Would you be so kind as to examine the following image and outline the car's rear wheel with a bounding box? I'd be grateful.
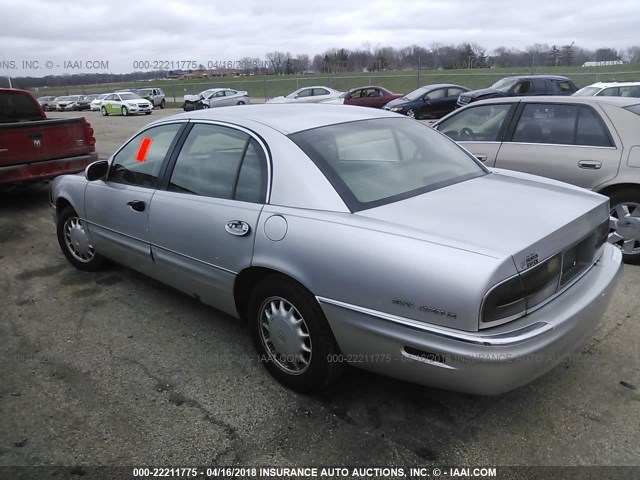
[101,106,108,116]
[57,206,104,271]
[237,101,246,105]
[608,189,640,264]
[249,275,343,392]
[121,106,129,116]
[160,99,165,109]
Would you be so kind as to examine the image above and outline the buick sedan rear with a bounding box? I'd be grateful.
[49,105,622,395]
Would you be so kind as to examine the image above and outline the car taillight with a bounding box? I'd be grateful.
[481,253,562,324]
[83,118,96,149]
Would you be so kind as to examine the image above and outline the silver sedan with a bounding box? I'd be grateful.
[49,105,622,395]
[185,88,250,108]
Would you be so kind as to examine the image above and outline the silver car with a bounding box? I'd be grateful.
[433,96,640,264]
[267,86,343,104]
[184,88,250,108]
[49,105,622,395]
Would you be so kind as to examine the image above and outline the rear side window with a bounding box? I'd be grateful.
[511,103,612,147]
[597,87,619,97]
[168,124,267,203]
[0,92,42,122]
[556,80,576,93]
[624,104,640,116]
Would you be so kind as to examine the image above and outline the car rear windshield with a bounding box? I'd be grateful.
[289,118,486,211]
[0,92,43,122]
[624,104,640,116]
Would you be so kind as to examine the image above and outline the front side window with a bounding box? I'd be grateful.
[437,104,513,142]
[296,89,312,97]
[447,87,465,97]
[512,81,531,94]
[168,124,267,202]
[426,88,445,100]
[290,118,486,211]
[597,87,619,97]
[108,124,183,187]
[556,80,576,93]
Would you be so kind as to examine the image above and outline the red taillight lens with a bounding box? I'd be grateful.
[83,119,96,148]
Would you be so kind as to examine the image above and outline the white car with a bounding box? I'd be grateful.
[574,81,640,98]
[184,88,250,108]
[100,92,153,116]
[90,93,110,111]
[267,86,343,104]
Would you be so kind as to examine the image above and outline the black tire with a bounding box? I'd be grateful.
[406,109,415,119]
[607,188,640,264]
[56,206,105,271]
[160,99,165,109]
[249,275,343,392]
[145,111,152,115]
[121,106,129,116]
[237,101,246,105]
[101,106,108,116]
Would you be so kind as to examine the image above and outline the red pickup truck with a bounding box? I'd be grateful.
[0,88,97,185]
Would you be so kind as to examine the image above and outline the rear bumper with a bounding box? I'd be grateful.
[0,153,97,184]
[319,243,623,395]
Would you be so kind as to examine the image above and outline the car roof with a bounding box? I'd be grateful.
[159,104,400,134]
[417,83,466,89]
[465,95,640,108]
[584,81,640,88]
[500,75,571,81]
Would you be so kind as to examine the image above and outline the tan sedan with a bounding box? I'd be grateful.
[434,96,640,264]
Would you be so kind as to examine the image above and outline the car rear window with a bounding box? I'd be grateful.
[0,92,42,122]
[290,118,486,212]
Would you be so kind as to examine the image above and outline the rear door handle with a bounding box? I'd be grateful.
[578,160,602,170]
[474,154,487,162]
[225,220,250,236]
[126,200,146,212]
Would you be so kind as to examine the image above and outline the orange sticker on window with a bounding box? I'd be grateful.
[135,137,153,162]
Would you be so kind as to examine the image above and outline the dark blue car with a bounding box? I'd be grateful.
[383,84,469,119]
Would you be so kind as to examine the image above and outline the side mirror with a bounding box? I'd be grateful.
[85,160,109,181]
[423,96,430,103]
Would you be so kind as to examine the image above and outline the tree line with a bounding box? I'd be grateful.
[7,43,640,90]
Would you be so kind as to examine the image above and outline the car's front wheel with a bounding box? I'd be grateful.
[406,109,416,119]
[608,188,640,264]
[249,275,343,392]
[237,101,246,105]
[101,106,108,116]
[57,206,105,271]
[121,106,129,116]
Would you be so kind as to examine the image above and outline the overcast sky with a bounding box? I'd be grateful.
[2,0,639,76]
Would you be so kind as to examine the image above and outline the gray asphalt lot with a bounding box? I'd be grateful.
[1,109,639,469]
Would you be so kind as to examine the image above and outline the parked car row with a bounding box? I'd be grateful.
[37,87,166,116]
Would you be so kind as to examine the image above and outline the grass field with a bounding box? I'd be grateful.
[31,63,640,103]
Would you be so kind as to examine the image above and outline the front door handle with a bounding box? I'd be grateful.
[474,154,487,162]
[126,200,146,212]
[225,220,250,236]
[578,160,602,170]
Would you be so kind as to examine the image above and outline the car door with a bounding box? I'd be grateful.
[435,102,516,165]
[311,88,331,103]
[364,88,387,108]
[421,88,448,118]
[209,91,226,106]
[294,88,314,103]
[494,102,622,189]
[344,88,364,106]
[84,123,185,276]
[148,123,268,317]
[222,90,238,106]
[442,87,466,115]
